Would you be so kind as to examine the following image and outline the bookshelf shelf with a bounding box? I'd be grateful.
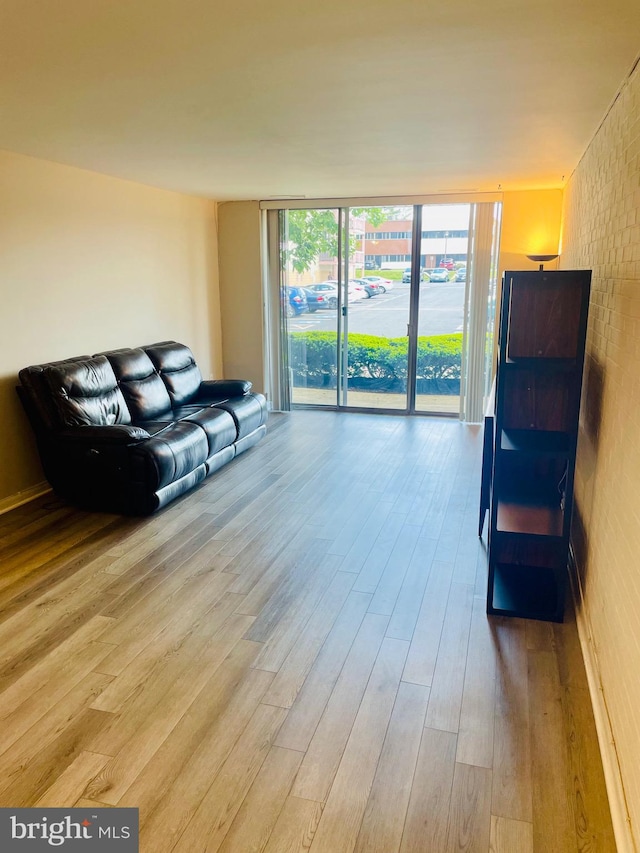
[500,429,571,455]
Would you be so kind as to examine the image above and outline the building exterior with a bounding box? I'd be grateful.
[365,205,471,269]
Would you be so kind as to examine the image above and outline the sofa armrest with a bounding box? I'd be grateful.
[58,424,150,445]
[197,379,253,400]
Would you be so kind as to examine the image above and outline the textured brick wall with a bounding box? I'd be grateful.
[561,57,640,845]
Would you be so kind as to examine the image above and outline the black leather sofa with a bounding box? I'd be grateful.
[17,341,267,515]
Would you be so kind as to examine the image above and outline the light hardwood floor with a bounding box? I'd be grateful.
[0,411,616,852]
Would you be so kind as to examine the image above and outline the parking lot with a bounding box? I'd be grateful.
[288,280,465,338]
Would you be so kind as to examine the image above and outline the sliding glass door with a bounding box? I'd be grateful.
[279,206,413,410]
[276,200,501,420]
[343,205,413,410]
[413,204,469,414]
[279,208,341,407]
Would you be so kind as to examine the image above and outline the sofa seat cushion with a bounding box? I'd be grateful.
[137,405,238,456]
[181,408,237,456]
[131,419,176,438]
[134,405,238,456]
[130,421,208,491]
[168,404,209,419]
[212,394,267,440]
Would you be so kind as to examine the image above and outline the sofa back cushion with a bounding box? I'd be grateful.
[106,348,172,421]
[19,356,92,432]
[43,356,131,428]
[145,341,202,406]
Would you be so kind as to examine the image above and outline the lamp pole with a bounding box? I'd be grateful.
[443,231,449,264]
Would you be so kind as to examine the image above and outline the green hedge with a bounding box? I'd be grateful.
[289,331,462,382]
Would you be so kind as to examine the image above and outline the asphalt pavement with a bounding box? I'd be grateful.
[288,280,465,338]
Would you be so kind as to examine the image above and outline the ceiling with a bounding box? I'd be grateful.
[1,0,639,201]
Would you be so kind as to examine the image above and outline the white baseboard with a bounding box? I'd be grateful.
[0,482,52,517]
[569,548,636,853]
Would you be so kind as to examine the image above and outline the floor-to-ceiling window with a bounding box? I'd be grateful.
[268,197,501,421]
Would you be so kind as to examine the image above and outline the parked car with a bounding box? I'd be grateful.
[424,268,450,283]
[402,268,426,284]
[305,282,341,309]
[439,257,455,270]
[350,277,382,298]
[284,286,308,316]
[364,260,380,270]
[347,279,369,299]
[318,281,365,305]
[305,281,369,309]
[303,286,332,311]
[454,266,467,282]
[361,275,394,293]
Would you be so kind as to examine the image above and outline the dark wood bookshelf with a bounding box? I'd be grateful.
[482,269,591,622]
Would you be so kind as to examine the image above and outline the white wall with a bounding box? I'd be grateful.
[561,60,640,853]
[218,201,265,392]
[0,149,222,505]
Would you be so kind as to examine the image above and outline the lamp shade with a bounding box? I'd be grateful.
[526,253,559,271]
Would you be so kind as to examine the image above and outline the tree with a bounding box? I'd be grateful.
[282,206,398,274]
